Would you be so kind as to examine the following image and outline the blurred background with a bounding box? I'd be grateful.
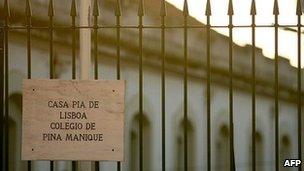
[1,0,304,170]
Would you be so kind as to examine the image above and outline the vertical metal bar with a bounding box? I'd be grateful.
[205,0,211,170]
[2,1,9,170]
[93,1,99,81]
[71,22,77,171]
[71,0,77,81]
[227,0,235,170]
[297,16,302,171]
[48,1,55,168]
[25,0,32,170]
[4,16,9,171]
[116,18,121,80]
[3,0,9,170]
[0,18,4,171]
[26,0,32,79]
[206,16,211,171]
[296,1,302,171]
[48,0,54,168]
[250,1,256,170]
[273,1,279,170]
[183,1,188,170]
[49,0,54,79]
[115,0,121,81]
[139,12,144,171]
[274,21,279,171]
[115,1,122,170]
[70,0,77,170]
[139,9,143,171]
[160,1,167,171]
[228,16,236,171]
[138,1,144,171]
[93,0,99,170]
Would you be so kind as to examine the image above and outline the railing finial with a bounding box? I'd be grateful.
[70,0,77,17]
[48,0,54,17]
[25,0,32,17]
[160,0,167,16]
[250,0,256,15]
[115,0,122,16]
[4,0,10,18]
[183,0,189,16]
[138,0,145,16]
[205,0,211,16]
[273,0,279,15]
[227,0,234,15]
[93,0,100,16]
[296,0,302,15]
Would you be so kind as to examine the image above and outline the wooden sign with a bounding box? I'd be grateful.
[22,79,125,161]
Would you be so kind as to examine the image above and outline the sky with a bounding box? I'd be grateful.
[167,0,304,68]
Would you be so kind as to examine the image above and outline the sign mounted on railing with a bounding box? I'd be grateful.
[21,79,125,161]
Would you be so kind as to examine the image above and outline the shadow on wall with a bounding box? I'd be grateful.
[215,123,230,171]
[175,118,195,171]
[255,131,265,171]
[280,134,291,171]
[128,112,197,171]
[9,93,27,171]
[129,112,151,171]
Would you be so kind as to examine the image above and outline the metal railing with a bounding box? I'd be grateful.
[0,0,303,171]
